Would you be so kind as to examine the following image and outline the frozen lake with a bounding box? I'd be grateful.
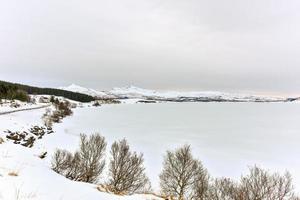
[53,102,300,191]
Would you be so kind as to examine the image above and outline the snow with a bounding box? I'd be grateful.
[109,86,285,101]
[0,99,49,114]
[109,86,158,98]
[42,102,300,194]
[0,141,163,200]
[59,84,287,102]
[0,100,163,200]
[59,84,109,98]
[2,95,299,199]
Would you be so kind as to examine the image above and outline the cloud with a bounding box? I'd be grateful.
[0,0,299,94]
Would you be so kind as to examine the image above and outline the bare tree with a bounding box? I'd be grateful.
[51,133,106,184]
[52,149,82,181]
[51,149,71,174]
[207,178,238,200]
[108,139,150,195]
[191,167,210,200]
[239,166,297,200]
[78,133,106,183]
[159,145,205,200]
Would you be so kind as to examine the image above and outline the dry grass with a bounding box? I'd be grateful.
[96,184,127,196]
[14,186,37,200]
[8,171,19,176]
[96,185,169,199]
[0,137,4,144]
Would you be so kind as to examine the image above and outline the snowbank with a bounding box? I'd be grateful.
[0,100,163,200]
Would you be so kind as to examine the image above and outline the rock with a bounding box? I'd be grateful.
[39,152,47,159]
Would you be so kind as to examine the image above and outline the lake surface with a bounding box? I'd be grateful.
[54,102,300,191]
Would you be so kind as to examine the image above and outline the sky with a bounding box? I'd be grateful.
[0,0,300,95]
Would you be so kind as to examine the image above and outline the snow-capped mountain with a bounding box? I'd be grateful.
[108,86,158,98]
[59,84,109,98]
[59,84,287,102]
[108,86,285,102]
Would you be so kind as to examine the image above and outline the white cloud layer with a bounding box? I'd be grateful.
[0,0,300,94]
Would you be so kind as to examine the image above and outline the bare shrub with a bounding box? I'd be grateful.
[159,145,206,200]
[57,100,73,116]
[51,133,106,184]
[238,166,297,200]
[79,133,106,183]
[42,108,53,127]
[207,178,238,200]
[42,99,73,127]
[93,101,101,107]
[51,110,63,123]
[191,167,210,200]
[0,137,4,144]
[53,150,83,181]
[204,167,299,200]
[108,139,151,195]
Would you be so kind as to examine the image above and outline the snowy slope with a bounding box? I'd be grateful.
[108,86,286,102]
[0,101,47,114]
[0,103,163,200]
[59,84,109,98]
[59,84,287,102]
[109,86,158,98]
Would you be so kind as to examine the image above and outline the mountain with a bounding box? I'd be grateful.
[60,84,288,103]
[108,86,158,98]
[108,86,287,102]
[59,84,109,98]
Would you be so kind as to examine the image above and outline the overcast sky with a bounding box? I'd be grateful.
[0,0,300,95]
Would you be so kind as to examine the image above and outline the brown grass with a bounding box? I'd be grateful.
[8,171,19,176]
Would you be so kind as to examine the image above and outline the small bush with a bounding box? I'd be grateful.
[51,133,106,183]
[206,178,238,200]
[93,101,101,107]
[108,139,151,195]
[42,99,73,127]
[52,149,82,181]
[160,145,208,200]
[238,166,297,200]
[50,95,55,103]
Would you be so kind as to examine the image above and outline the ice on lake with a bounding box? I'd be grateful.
[52,102,300,191]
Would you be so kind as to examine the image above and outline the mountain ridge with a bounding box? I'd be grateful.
[59,84,292,102]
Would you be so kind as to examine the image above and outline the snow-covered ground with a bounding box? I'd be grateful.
[43,102,300,194]
[0,99,49,114]
[0,100,163,200]
[1,97,300,199]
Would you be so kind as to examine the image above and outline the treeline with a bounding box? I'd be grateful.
[0,80,95,102]
[0,83,30,102]
[52,134,300,200]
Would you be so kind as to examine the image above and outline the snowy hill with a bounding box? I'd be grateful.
[0,100,163,200]
[60,84,287,102]
[108,86,286,102]
[59,84,108,98]
[108,86,158,98]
